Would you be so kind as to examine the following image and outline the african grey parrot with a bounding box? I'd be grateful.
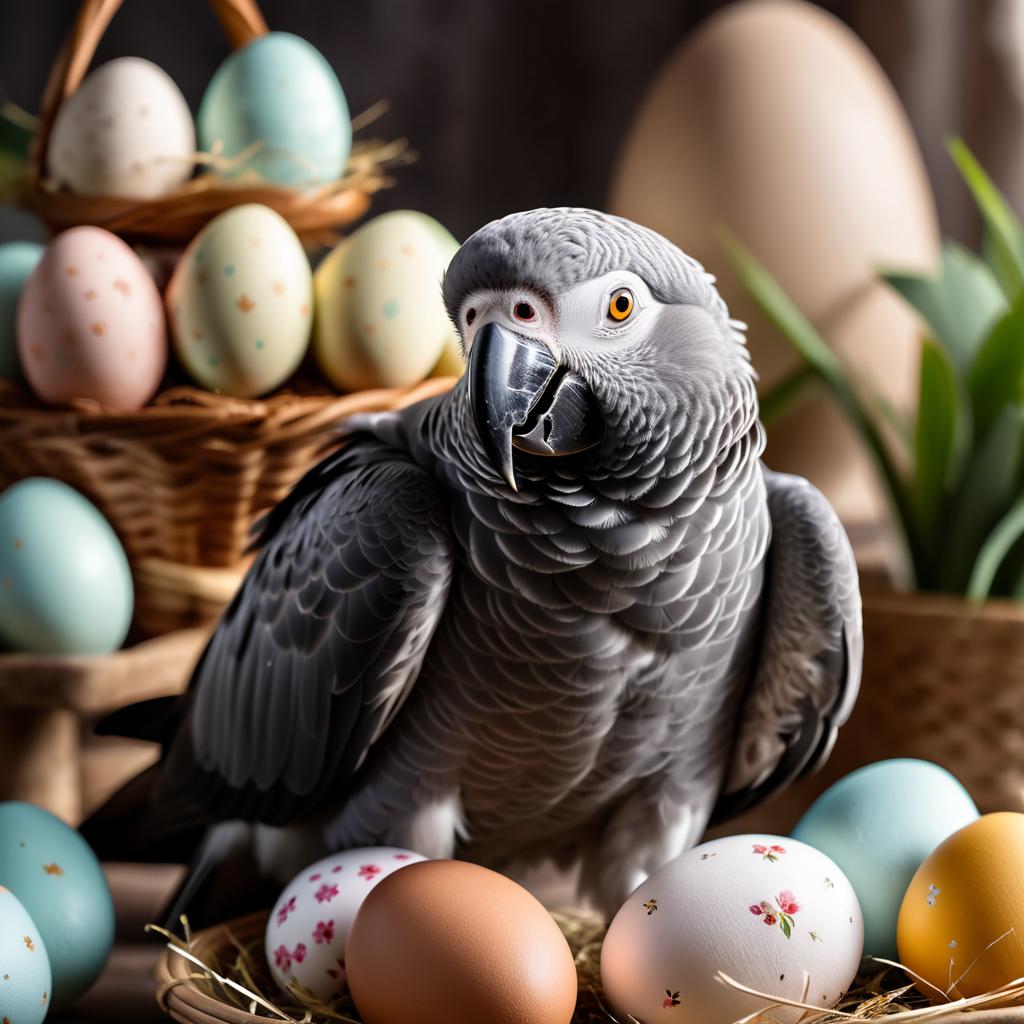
[89,207,862,922]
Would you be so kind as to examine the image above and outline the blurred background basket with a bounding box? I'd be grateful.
[17,0,399,246]
[0,377,453,636]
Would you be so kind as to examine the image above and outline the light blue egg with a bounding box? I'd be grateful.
[0,242,44,379]
[0,802,113,1010]
[0,885,52,1024]
[198,32,351,187]
[792,758,979,960]
[0,478,133,654]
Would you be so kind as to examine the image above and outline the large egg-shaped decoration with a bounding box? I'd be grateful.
[0,241,44,378]
[198,32,350,187]
[0,885,52,1024]
[601,835,863,1024]
[17,225,167,410]
[265,847,426,1001]
[346,860,578,1024]
[609,0,939,528]
[0,801,115,1009]
[0,478,133,654]
[793,759,978,960]
[898,813,1024,1002]
[166,203,313,397]
[314,210,459,391]
[48,57,195,199]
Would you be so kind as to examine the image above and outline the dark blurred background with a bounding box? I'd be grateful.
[2,0,1022,243]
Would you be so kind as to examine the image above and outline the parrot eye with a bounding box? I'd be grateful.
[466,307,477,325]
[607,288,635,322]
[513,301,536,322]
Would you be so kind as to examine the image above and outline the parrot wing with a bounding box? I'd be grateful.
[711,468,863,823]
[151,434,454,832]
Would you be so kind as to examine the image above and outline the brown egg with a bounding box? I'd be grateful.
[346,859,578,1024]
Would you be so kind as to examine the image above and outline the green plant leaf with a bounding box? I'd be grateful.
[965,302,1024,439]
[967,496,1024,600]
[722,231,919,582]
[914,340,964,553]
[948,137,1024,301]
[942,403,1024,592]
[758,365,818,426]
[881,242,1006,375]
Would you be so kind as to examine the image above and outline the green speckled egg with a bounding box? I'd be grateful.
[0,802,113,1010]
[0,242,44,378]
[314,210,460,391]
[0,478,133,655]
[198,32,350,187]
[0,885,52,1024]
[166,204,313,397]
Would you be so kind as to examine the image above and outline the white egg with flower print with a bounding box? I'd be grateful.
[601,835,863,1024]
[265,847,426,1001]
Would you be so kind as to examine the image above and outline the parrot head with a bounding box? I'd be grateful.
[443,207,759,493]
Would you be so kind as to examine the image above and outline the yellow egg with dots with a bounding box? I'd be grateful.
[898,813,1024,1003]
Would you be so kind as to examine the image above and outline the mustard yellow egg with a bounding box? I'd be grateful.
[897,813,1024,1003]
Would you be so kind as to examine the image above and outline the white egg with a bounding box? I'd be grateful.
[265,847,426,1001]
[601,835,864,1024]
[48,57,195,199]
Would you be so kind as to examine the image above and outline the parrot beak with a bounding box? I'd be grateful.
[468,321,603,490]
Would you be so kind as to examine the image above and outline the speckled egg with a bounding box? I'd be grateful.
[17,226,167,410]
[346,860,578,1024]
[0,242,44,378]
[898,813,1024,1002]
[0,885,52,1024]
[0,801,115,1010]
[198,32,350,187]
[601,835,864,1024]
[265,847,426,1001]
[793,759,979,961]
[166,203,313,397]
[314,210,460,391]
[0,478,133,655]
[48,57,195,199]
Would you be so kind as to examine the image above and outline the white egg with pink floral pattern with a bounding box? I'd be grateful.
[265,847,426,1001]
[601,834,864,1024]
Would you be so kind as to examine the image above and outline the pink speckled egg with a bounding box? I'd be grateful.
[17,226,167,410]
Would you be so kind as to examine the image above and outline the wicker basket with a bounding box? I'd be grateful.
[19,0,395,245]
[0,378,454,635]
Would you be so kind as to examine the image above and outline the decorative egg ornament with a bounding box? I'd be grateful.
[0,478,133,655]
[265,847,426,1001]
[0,885,52,1024]
[601,835,863,1024]
[0,801,115,1010]
[166,203,313,397]
[17,225,167,410]
[48,57,195,199]
[314,210,460,391]
[198,32,350,187]
[0,241,44,378]
[898,812,1024,1002]
[346,860,578,1024]
[793,759,979,960]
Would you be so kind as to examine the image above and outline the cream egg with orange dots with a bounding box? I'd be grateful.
[166,203,313,398]
[898,813,1024,1003]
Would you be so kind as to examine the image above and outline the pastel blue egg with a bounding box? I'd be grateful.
[198,32,351,187]
[0,802,114,1010]
[0,478,133,654]
[792,758,979,960]
[0,242,44,378]
[0,885,52,1024]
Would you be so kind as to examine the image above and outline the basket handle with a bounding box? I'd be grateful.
[31,0,269,182]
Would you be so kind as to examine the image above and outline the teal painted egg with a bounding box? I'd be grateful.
[792,758,979,960]
[0,802,113,1010]
[198,32,350,187]
[0,885,52,1024]
[0,478,133,654]
[0,242,44,378]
